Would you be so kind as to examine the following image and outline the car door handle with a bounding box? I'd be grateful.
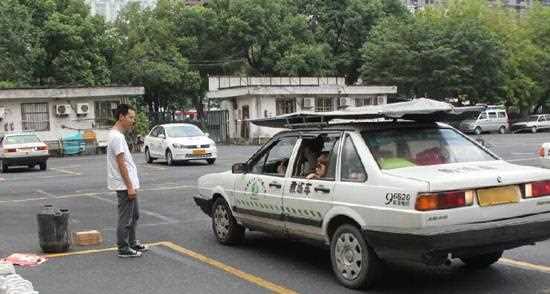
[269,182,282,189]
[314,186,331,193]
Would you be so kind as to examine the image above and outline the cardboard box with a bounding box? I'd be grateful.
[72,230,103,246]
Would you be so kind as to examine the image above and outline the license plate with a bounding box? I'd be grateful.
[192,149,206,155]
[477,185,520,207]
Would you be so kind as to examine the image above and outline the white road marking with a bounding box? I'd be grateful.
[0,177,5,181]
[0,185,194,204]
[507,157,539,162]
[89,194,179,223]
[52,165,82,169]
[35,189,56,198]
[140,165,167,171]
[511,152,537,156]
[50,168,82,176]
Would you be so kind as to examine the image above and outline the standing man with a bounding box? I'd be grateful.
[107,104,147,258]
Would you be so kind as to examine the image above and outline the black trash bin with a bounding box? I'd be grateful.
[37,205,71,253]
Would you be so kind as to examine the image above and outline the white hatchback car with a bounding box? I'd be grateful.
[194,99,550,290]
[0,133,49,172]
[143,123,217,165]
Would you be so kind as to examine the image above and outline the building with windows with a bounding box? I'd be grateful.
[86,0,157,22]
[0,87,144,151]
[207,76,397,144]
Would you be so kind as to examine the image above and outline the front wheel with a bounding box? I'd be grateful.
[474,127,482,135]
[166,150,175,166]
[1,161,8,173]
[330,224,382,289]
[212,198,244,245]
[460,250,503,269]
[145,148,154,163]
[207,158,216,165]
[39,162,47,171]
[531,126,537,133]
[498,126,506,134]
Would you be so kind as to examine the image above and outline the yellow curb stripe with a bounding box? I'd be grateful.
[159,241,298,294]
[45,241,298,293]
[500,258,550,274]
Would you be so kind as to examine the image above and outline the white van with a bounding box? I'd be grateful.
[458,105,509,135]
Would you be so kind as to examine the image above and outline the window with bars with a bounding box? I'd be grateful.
[276,98,296,115]
[21,103,50,131]
[315,97,333,112]
[95,101,119,129]
[355,97,375,107]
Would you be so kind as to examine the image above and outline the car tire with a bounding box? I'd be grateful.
[531,126,537,133]
[1,161,8,173]
[207,158,216,165]
[39,162,47,171]
[211,197,244,245]
[474,127,482,135]
[330,224,382,290]
[166,150,175,166]
[145,148,155,163]
[460,250,503,269]
[498,126,506,134]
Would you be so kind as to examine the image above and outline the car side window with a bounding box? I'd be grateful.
[250,137,297,176]
[479,113,487,120]
[292,134,340,181]
[150,127,159,137]
[539,116,545,122]
[341,135,367,182]
[488,112,497,119]
[159,127,166,138]
[498,112,506,119]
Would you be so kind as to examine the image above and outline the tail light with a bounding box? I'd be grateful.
[6,148,16,153]
[538,147,546,157]
[37,146,48,151]
[416,190,474,211]
[525,180,550,198]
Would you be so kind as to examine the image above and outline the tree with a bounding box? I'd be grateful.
[297,0,410,84]
[361,0,506,103]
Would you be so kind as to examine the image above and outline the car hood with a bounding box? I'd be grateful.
[4,142,46,149]
[382,160,550,191]
[169,136,213,145]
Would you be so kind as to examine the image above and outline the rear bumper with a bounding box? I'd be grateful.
[173,148,217,161]
[1,155,49,166]
[365,211,550,265]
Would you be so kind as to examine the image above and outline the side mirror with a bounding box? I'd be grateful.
[232,163,248,174]
[159,134,166,139]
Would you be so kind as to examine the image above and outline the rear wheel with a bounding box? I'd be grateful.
[207,158,216,165]
[1,161,8,173]
[531,126,537,133]
[145,148,155,163]
[212,198,244,245]
[474,127,482,135]
[330,224,382,289]
[460,250,503,269]
[498,126,506,134]
[39,162,47,171]
[166,150,175,166]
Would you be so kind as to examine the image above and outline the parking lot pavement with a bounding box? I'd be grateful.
[2,141,550,293]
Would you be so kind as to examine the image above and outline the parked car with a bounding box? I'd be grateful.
[458,106,509,135]
[511,114,550,133]
[194,103,550,290]
[538,142,550,168]
[0,132,49,173]
[143,123,217,165]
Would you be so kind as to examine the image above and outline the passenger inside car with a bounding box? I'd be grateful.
[295,139,323,177]
[306,152,329,180]
[277,159,289,176]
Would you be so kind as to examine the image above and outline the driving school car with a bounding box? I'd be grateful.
[0,132,49,173]
[193,99,550,290]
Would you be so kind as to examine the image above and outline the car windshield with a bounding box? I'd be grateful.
[362,128,496,170]
[165,125,204,137]
[5,135,41,145]
[528,115,540,121]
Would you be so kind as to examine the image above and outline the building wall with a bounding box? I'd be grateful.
[0,97,124,146]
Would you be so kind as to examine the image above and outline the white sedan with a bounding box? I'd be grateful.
[143,123,217,165]
[0,133,49,172]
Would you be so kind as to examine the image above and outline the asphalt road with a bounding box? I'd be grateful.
[1,133,550,294]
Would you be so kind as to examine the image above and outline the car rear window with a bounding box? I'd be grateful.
[5,135,41,144]
[362,128,496,170]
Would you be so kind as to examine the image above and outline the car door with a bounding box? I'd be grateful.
[282,132,341,241]
[233,135,299,234]
[487,111,498,131]
[155,127,167,157]
[146,126,159,156]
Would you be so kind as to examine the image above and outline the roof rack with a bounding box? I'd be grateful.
[251,98,483,129]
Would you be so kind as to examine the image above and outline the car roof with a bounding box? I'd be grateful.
[157,123,200,128]
[2,132,38,137]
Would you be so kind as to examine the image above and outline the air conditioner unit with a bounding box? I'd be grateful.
[76,103,90,115]
[339,97,354,107]
[302,97,315,109]
[56,104,71,116]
